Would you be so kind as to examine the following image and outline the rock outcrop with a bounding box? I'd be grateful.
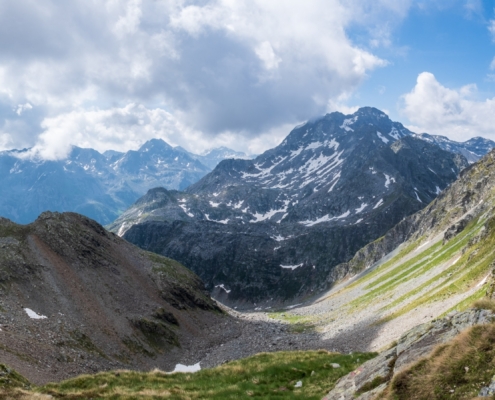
[323,309,495,400]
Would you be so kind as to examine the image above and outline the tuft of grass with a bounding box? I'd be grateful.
[33,350,376,399]
[472,298,495,312]
[385,323,495,399]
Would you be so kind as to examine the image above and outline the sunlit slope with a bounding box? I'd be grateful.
[278,149,495,351]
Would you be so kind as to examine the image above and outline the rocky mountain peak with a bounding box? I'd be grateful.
[110,108,473,305]
[137,138,174,154]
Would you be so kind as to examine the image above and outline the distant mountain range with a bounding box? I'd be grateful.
[0,140,251,225]
[110,107,493,306]
[412,133,495,164]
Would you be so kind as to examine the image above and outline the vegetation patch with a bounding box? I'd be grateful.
[36,350,376,399]
[132,318,180,349]
[385,323,495,399]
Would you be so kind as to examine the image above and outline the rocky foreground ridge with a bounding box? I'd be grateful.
[0,212,242,384]
[110,107,471,306]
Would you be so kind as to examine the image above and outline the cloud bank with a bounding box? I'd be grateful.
[402,72,495,141]
[0,0,411,158]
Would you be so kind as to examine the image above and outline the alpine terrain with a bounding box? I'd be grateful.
[0,211,237,385]
[5,146,495,399]
[109,107,478,306]
[0,140,250,225]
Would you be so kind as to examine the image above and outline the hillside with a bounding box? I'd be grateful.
[270,148,495,398]
[0,211,239,385]
[109,107,469,306]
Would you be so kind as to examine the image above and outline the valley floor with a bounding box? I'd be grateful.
[201,218,491,369]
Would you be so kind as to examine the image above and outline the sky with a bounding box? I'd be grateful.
[1,0,495,158]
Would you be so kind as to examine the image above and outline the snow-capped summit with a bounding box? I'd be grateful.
[109,107,472,305]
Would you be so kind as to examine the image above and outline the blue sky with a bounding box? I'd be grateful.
[353,1,495,122]
[0,1,494,158]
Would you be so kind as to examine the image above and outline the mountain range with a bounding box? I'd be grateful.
[1,106,495,397]
[109,107,494,306]
[0,141,251,225]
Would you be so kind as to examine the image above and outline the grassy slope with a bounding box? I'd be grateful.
[1,351,376,399]
[384,314,495,400]
[337,210,495,323]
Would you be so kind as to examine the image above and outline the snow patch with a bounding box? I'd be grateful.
[209,201,220,208]
[377,131,389,144]
[435,186,442,195]
[373,199,384,209]
[327,172,341,193]
[179,204,194,218]
[281,263,303,270]
[204,214,229,224]
[299,210,350,227]
[355,203,368,213]
[340,116,358,131]
[389,127,401,140]
[384,173,395,189]
[215,284,231,294]
[24,308,47,320]
[171,363,201,373]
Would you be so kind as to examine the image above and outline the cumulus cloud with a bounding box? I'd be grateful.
[401,72,495,141]
[0,0,411,158]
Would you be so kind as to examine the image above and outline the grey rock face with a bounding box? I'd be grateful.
[110,107,469,305]
[0,139,246,225]
[323,309,495,400]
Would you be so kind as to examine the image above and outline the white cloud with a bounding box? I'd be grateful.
[15,103,32,116]
[23,104,189,160]
[401,72,495,141]
[0,0,412,158]
[489,19,495,41]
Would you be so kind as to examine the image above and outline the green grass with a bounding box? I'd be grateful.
[29,351,376,399]
[348,216,485,312]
